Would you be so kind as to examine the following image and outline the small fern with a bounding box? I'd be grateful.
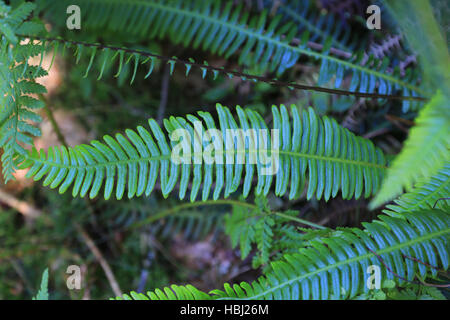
[225,196,310,268]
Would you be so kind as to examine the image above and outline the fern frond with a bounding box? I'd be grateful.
[19,104,387,202]
[114,209,450,300]
[92,197,225,241]
[37,0,426,107]
[371,91,450,208]
[383,164,450,215]
[266,0,359,51]
[0,2,47,181]
[213,209,449,300]
[114,284,212,300]
[20,36,424,103]
[152,210,223,241]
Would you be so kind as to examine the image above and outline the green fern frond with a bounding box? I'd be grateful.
[91,196,225,241]
[17,37,259,85]
[19,104,387,202]
[383,164,450,215]
[37,0,426,107]
[0,2,47,181]
[20,36,424,103]
[371,91,450,209]
[265,0,359,51]
[114,209,449,300]
[115,284,212,300]
[225,196,317,268]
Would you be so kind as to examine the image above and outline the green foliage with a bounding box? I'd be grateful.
[384,0,450,97]
[32,268,49,300]
[371,0,450,208]
[24,39,251,85]
[371,91,450,208]
[383,164,450,215]
[19,104,386,202]
[36,0,425,110]
[0,1,47,181]
[1,0,448,301]
[268,0,360,51]
[114,284,211,301]
[115,209,449,300]
[355,279,446,300]
[225,196,307,268]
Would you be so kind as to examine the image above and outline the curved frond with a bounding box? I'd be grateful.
[114,209,450,300]
[19,104,387,202]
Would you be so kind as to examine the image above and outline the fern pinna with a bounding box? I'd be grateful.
[19,104,386,202]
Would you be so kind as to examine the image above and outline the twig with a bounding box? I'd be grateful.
[74,223,123,296]
[363,127,391,139]
[42,95,123,297]
[0,189,41,218]
[40,94,68,146]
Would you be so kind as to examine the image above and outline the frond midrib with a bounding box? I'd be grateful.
[24,147,388,170]
[90,0,425,96]
[216,225,450,300]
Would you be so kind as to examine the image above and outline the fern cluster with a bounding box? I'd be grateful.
[115,209,449,300]
[1,0,448,301]
[37,0,426,110]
